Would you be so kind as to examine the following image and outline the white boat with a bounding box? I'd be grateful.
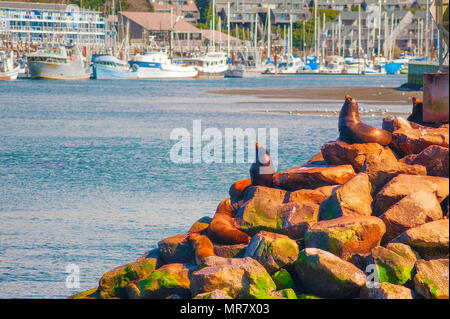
[26,44,90,80]
[180,52,229,78]
[320,56,345,74]
[131,50,198,79]
[0,51,20,80]
[266,55,304,74]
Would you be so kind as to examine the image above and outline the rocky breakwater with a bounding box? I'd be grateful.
[71,96,449,300]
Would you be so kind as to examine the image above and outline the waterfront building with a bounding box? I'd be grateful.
[150,0,201,24]
[0,1,105,45]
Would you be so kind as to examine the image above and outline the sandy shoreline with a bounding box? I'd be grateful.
[208,86,422,106]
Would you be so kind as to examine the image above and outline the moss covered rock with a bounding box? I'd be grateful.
[244,231,299,274]
[369,244,417,285]
[69,287,99,299]
[294,248,366,298]
[413,258,449,299]
[190,256,277,299]
[305,216,386,259]
[272,269,295,290]
[97,251,158,299]
[138,263,192,299]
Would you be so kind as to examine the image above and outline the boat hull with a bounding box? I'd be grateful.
[0,66,20,80]
[28,61,90,80]
[225,67,263,78]
[92,64,138,80]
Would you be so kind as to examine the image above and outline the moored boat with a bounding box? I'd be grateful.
[0,51,20,80]
[91,54,138,80]
[26,44,90,80]
[180,52,228,78]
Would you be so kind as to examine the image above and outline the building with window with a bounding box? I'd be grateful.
[0,1,105,45]
[149,0,200,24]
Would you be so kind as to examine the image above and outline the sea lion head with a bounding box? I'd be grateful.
[339,95,361,125]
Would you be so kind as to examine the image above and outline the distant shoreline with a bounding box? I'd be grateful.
[208,86,422,106]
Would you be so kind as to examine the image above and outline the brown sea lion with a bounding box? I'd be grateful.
[339,95,392,146]
[250,142,275,186]
[186,233,216,265]
[229,178,252,202]
[206,198,251,245]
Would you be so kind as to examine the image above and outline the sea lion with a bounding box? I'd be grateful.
[250,142,275,186]
[339,95,392,146]
[206,198,251,245]
[407,97,424,125]
[186,232,216,265]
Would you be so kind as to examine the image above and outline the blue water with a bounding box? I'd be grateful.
[0,74,408,298]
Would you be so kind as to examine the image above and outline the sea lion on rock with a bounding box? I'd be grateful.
[339,95,392,146]
[206,198,251,245]
[250,142,275,186]
[186,233,216,265]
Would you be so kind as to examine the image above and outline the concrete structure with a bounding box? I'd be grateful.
[0,1,105,44]
[149,0,200,23]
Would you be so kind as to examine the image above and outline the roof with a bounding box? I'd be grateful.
[119,11,201,33]
[150,0,199,12]
[200,29,241,43]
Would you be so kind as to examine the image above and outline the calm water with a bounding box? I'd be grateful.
[0,74,408,298]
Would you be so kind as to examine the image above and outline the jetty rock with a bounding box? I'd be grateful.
[71,109,449,300]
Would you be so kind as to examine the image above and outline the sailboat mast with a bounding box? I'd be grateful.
[314,0,318,57]
[212,0,216,52]
[268,6,271,59]
[227,1,230,57]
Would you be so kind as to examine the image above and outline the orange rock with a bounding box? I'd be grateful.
[401,145,449,177]
[373,174,449,216]
[321,140,395,173]
[287,185,339,205]
[273,164,356,191]
[390,126,449,155]
[379,190,444,243]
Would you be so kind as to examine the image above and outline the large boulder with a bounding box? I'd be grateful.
[390,126,449,155]
[373,174,449,216]
[272,269,295,290]
[97,251,158,299]
[190,256,277,299]
[359,282,414,299]
[243,231,299,274]
[138,263,193,299]
[394,219,449,260]
[293,248,366,298]
[305,216,386,259]
[379,190,443,243]
[273,164,356,191]
[318,173,373,220]
[362,153,427,196]
[158,233,194,264]
[401,145,449,177]
[235,186,319,238]
[369,243,417,285]
[287,185,339,205]
[321,140,395,173]
[413,259,449,299]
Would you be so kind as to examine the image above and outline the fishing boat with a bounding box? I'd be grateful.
[131,50,198,79]
[91,55,138,80]
[0,51,20,80]
[225,50,265,78]
[180,52,228,78]
[26,44,90,80]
